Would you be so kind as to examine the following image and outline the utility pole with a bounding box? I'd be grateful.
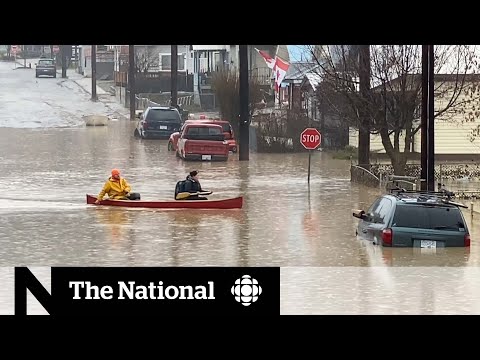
[421,45,428,191]
[239,45,250,161]
[61,45,67,78]
[91,45,97,101]
[421,45,435,191]
[171,45,178,108]
[427,45,435,191]
[358,45,371,168]
[129,45,136,121]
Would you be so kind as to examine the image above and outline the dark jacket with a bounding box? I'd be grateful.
[184,175,202,193]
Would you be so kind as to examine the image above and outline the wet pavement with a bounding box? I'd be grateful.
[2,60,480,314]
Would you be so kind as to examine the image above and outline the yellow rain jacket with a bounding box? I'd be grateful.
[97,177,132,200]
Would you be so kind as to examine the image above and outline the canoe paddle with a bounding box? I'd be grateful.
[176,191,213,200]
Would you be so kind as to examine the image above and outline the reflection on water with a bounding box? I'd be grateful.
[1,122,480,267]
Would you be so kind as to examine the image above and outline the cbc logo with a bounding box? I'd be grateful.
[231,275,262,306]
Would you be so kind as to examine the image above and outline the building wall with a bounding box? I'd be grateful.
[79,45,114,79]
[135,45,190,72]
[348,80,480,155]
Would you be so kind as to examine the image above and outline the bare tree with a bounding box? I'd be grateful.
[306,45,480,175]
[134,46,159,73]
[211,70,262,137]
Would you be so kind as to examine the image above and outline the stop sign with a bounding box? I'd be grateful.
[300,128,321,150]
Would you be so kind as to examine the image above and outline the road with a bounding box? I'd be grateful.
[2,59,480,314]
[1,60,127,128]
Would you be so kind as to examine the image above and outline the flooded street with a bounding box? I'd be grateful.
[2,60,480,314]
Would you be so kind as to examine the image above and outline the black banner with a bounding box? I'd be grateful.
[15,267,280,316]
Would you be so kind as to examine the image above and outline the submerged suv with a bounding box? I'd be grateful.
[353,190,470,248]
[134,106,182,139]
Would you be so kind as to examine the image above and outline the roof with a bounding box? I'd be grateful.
[184,122,223,128]
[283,61,320,83]
[386,189,466,208]
[304,72,322,90]
[185,119,229,124]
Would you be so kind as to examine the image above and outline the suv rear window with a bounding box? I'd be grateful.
[146,109,181,122]
[392,204,465,231]
[38,59,54,66]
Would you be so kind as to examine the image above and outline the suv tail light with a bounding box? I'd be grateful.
[464,233,471,247]
[382,228,393,247]
[143,121,149,129]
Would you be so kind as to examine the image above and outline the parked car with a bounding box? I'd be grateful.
[353,189,470,248]
[134,106,183,139]
[35,58,56,78]
[176,123,229,161]
[168,119,237,153]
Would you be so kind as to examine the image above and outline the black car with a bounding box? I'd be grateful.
[36,58,56,78]
[353,189,470,248]
[134,106,183,139]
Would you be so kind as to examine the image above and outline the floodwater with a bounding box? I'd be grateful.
[2,60,480,314]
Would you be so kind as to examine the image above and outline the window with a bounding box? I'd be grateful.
[184,126,224,141]
[160,53,185,71]
[392,205,464,230]
[39,59,54,66]
[186,126,222,136]
[367,198,382,216]
[218,123,232,133]
[373,198,393,224]
[146,109,181,122]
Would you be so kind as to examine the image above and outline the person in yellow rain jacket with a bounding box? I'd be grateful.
[95,169,141,204]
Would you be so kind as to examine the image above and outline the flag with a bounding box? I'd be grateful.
[274,56,290,92]
[255,48,276,70]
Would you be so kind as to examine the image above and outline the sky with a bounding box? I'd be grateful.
[287,45,312,62]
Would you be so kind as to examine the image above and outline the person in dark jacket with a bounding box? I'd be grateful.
[175,170,208,200]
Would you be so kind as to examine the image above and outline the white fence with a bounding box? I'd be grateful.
[134,94,193,110]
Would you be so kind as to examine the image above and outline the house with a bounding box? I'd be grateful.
[348,74,480,160]
[298,69,349,149]
[108,45,195,106]
[280,61,319,110]
[191,45,278,109]
[78,45,115,80]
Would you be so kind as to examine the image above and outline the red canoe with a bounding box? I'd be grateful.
[86,194,243,209]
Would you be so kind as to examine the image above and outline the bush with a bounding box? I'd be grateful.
[254,109,310,153]
[330,145,358,160]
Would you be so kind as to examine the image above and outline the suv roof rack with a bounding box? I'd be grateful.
[388,188,468,208]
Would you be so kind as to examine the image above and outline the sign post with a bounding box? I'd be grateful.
[12,46,17,69]
[300,128,322,185]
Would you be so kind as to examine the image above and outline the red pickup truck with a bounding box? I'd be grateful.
[176,123,229,161]
[168,119,237,153]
